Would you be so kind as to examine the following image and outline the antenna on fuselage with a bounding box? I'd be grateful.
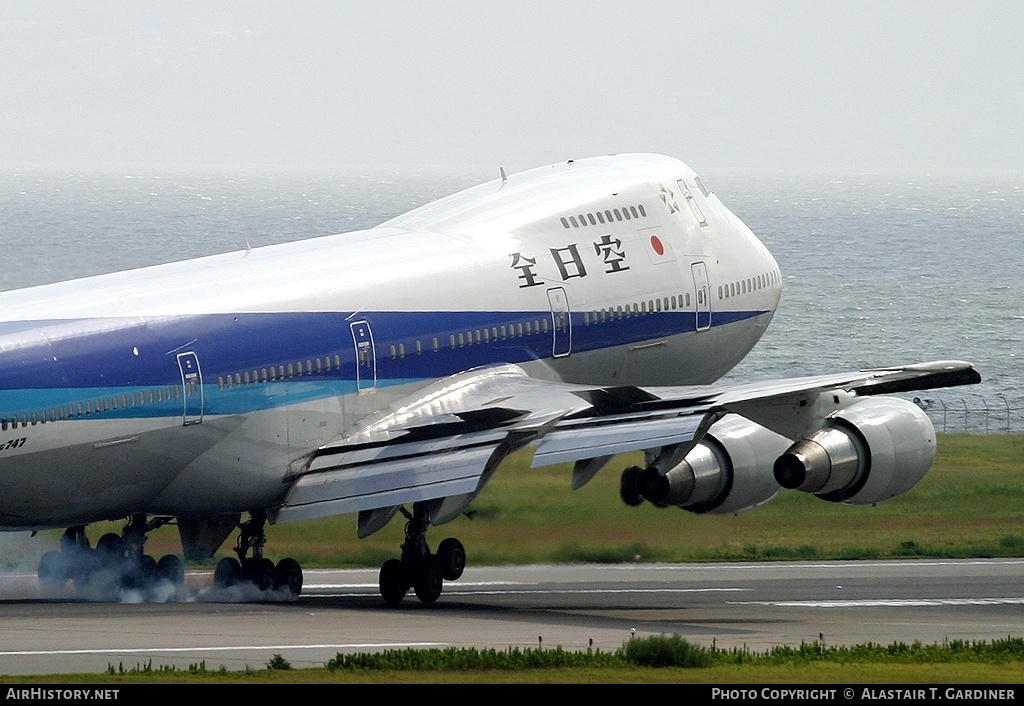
[500,167,507,183]
[244,238,252,256]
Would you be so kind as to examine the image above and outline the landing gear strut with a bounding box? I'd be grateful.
[378,502,465,605]
[212,510,303,597]
[37,517,184,601]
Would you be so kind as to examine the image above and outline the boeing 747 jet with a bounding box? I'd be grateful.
[0,154,979,603]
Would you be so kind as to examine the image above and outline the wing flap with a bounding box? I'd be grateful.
[531,414,705,467]
[307,429,508,472]
[276,445,496,524]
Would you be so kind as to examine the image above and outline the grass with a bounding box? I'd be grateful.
[7,636,1024,684]
[13,663,1024,684]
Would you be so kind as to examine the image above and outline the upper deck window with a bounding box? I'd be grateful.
[559,205,647,228]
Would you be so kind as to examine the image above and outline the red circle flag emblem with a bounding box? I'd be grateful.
[650,235,665,256]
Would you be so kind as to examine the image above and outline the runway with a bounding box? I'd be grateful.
[0,558,1022,676]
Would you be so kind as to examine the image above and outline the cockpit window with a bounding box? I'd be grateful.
[694,176,712,198]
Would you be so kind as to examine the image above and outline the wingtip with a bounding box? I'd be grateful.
[870,360,977,374]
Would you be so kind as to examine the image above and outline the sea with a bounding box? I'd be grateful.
[0,166,1020,433]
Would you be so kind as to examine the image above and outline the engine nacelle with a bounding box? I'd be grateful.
[772,397,935,505]
[639,414,791,514]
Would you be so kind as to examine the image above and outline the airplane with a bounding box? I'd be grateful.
[0,153,979,604]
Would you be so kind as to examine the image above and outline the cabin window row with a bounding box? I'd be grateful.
[718,269,780,301]
[584,292,692,324]
[560,204,647,229]
[391,319,554,359]
[1,384,191,431]
[218,355,345,390]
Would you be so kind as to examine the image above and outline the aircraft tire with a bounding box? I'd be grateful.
[436,538,465,581]
[413,560,443,604]
[123,554,157,591]
[274,558,303,596]
[620,466,645,506]
[96,533,124,560]
[157,554,185,585]
[214,557,242,588]
[241,558,275,590]
[379,559,408,605]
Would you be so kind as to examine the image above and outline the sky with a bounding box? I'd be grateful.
[1,1,1022,176]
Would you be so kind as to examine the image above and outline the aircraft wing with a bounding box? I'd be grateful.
[273,360,979,530]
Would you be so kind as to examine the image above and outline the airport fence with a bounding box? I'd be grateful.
[911,396,1020,434]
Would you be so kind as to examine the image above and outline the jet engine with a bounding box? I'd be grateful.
[635,414,792,514]
[772,397,935,505]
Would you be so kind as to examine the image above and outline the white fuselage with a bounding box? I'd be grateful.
[0,154,780,529]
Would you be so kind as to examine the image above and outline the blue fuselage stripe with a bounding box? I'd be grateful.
[0,309,765,418]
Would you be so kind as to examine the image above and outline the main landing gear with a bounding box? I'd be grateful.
[37,517,185,601]
[212,510,303,598]
[378,502,466,605]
